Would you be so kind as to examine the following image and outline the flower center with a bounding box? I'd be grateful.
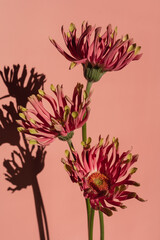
[87,172,108,193]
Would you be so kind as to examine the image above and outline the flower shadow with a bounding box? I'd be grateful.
[3,142,46,192]
[0,64,50,239]
[0,64,46,107]
[0,101,20,146]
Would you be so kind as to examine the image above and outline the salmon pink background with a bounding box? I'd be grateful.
[0,0,159,239]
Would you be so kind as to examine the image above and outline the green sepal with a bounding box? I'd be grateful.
[58,131,74,141]
[83,63,106,82]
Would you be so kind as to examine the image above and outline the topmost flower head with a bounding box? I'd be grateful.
[50,22,142,82]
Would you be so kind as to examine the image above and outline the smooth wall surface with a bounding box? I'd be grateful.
[0,0,159,239]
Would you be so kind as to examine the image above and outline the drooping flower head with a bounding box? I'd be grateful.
[17,83,90,146]
[62,136,144,216]
[50,22,142,82]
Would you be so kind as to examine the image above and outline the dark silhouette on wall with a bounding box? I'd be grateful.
[0,102,20,146]
[0,65,50,240]
[4,140,46,192]
[0,64,46,107]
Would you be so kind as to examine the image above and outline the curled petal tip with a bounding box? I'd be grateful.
[19,106,27,112]
[135,46,141,55]
[17,127,25,132]
[128,43,136,52]
[29,139,38,145]
[69,62,77,70]
[38,89,45,96]
[123,34,129,41]
[50,84,56,92]
[19,113,26,120]
[69,23,76,32]
[29,128,38,134]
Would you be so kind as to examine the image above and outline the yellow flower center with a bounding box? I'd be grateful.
[87,172,108,193]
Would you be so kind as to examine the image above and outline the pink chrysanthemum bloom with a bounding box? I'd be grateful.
[17,83,90,146]
[62,136,144,216]
[50,22,142,82]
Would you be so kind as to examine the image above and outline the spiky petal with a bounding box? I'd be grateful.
[62,136,145,216]
[17,83,91,146]
[50,22,142,82]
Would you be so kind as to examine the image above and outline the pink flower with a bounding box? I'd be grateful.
[17,83,90,146]
[50,22,142,82]
[62,136,144,216]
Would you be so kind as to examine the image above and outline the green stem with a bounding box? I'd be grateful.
[82,81,93,142]
[99,211,104,240]
[67,138,76,161]
[86,198,91,234]
[66,138,93,240]
[89,208,95,240]
[86,81,93,96]
[67,138,74,151]
[81,81,95,240]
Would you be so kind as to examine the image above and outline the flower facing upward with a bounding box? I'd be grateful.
[17,83,90,146]
[62,136,144,216]
[50,22,142,82]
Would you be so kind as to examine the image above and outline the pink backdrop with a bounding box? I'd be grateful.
[0,0,159,239]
